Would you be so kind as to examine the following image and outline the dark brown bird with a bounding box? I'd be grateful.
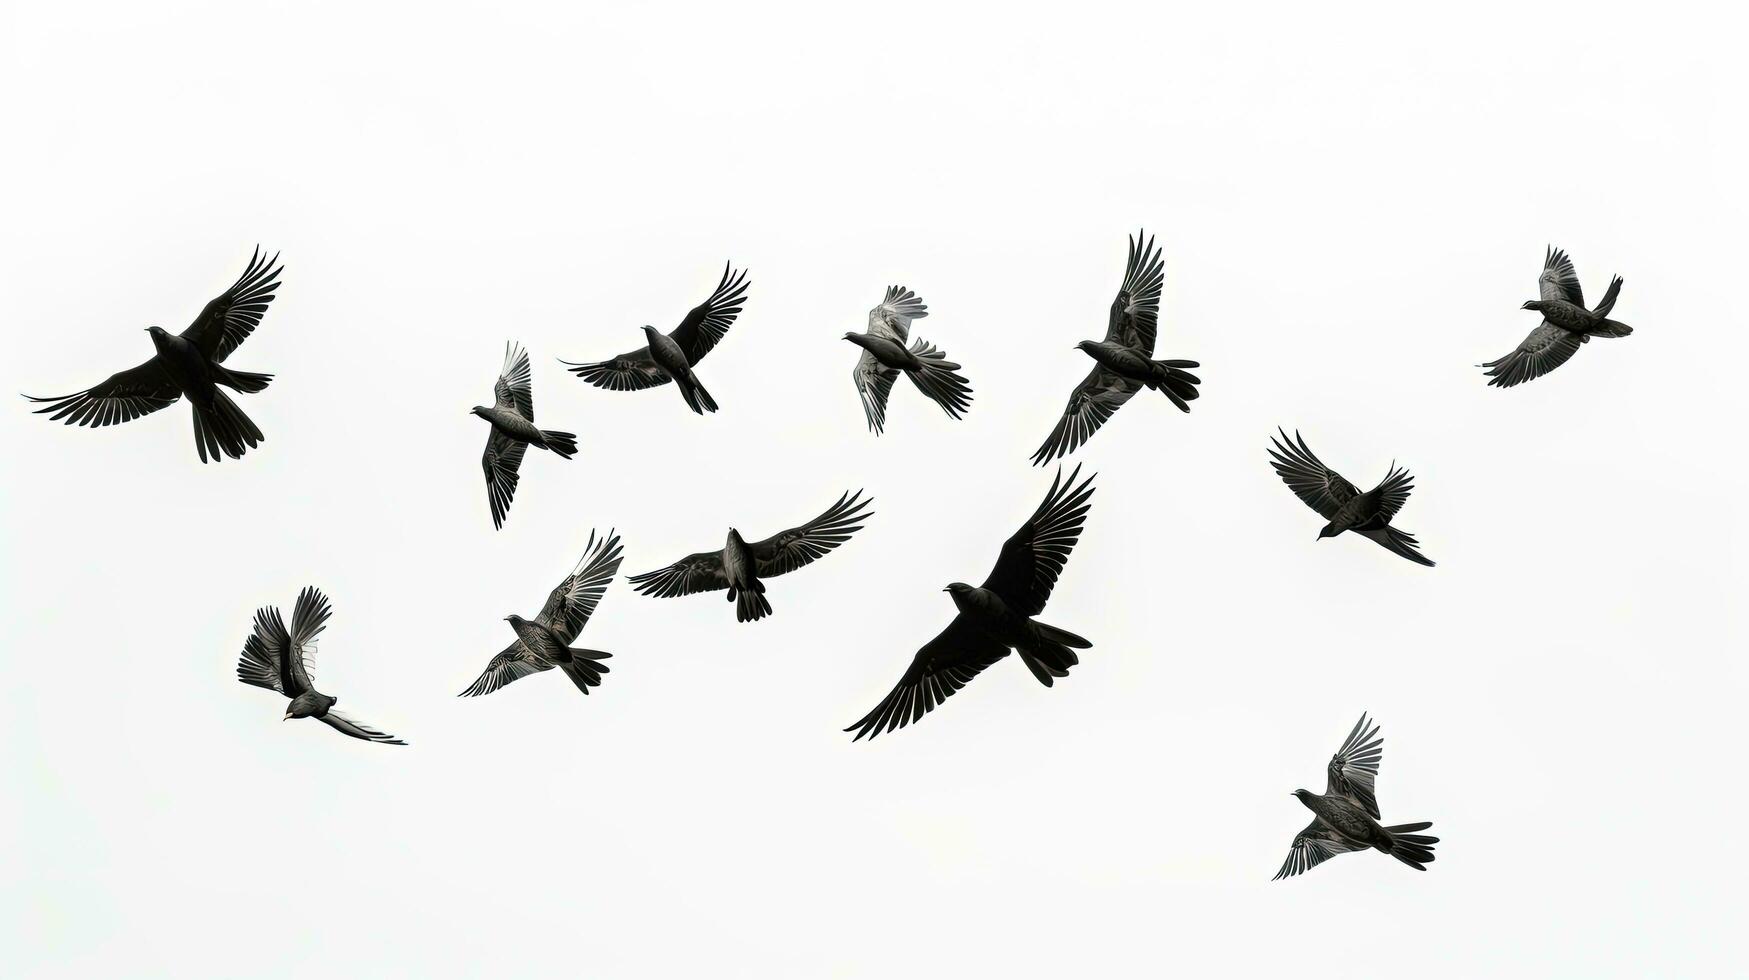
[1274,714,1437,879]
[1268,428,1434,567]
[1481,246,1632,387]
[472,342,578,530]
[844,286,972,433]
[460,530,624,698]
[236,587,406,745]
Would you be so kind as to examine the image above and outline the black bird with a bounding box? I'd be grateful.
[628,491,872,623]
[845,466,1094,741]
[460,530,624,698]
[844,286,972,433]
[472,342,578,530]
[1274,714,1438,879]
[26,247,280,463]
[236,587,406,745]
[1482,246,1632,388]
[1268,429,1435,567]
[1032,232,1200,464]
[561,262,750,414]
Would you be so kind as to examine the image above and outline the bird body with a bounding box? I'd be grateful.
[721,528,771,623]
[1482,246,1632,387]
[846,286,972,434]
[1273,715,1437,879]
[845,331,924,371]
[1292,790,1391,851]
[642,324,717,414]
[235,587,406,744]
[474,343,577,529]
[460,531,624,698]
[473,405,564,452]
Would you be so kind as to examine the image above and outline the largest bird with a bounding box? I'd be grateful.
[26,247,280,462]
[845,466,1094,741]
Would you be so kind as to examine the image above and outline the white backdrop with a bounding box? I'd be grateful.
[3,1,1744,976]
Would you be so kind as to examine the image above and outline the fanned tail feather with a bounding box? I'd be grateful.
[191,390,263,463]
[559,650,612,695]
[904,339,973,419]
[1384,822,1438,870]
[541,429,579,458]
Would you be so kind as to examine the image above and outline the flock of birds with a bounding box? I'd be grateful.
[23,232,1637,879]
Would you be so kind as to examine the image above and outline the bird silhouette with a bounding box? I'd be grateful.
[1274,714,1438,879]
[627,491,872,623]
[472,342,578,530]
[1268,428,1434,567]
[845,466,1094,740]
[1482,246,1632,387]
[561,262,750,414]
[235,587,406,745]
[1032,232,1200,464]
[844,286,972,433]
[25,247,280,463]
[460,530,624,698]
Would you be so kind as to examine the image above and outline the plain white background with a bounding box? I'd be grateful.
[3,1,1745,976]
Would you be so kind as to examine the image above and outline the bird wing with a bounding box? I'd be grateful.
[668,262,750,364]
[317,709,406,745]
[852,352,901,434]
[1592,275,1624,317]
[1029,366,1142,465]
[482,430,527,530]
[1366,465,1415,528]
[560,346,672,391]
[458,643,554,697]
[843,616,1012,741]
[1539,245,1584,306]
[750,491,874,578]
[626,549,730,598]
[24,356,182,428]
[236,589,328,697]
[1324,713,1384,818]
[1268,429,1360,520]
[1272,819,1366,880]
[1103,231,1165,355]
[979,465,1095,617]
[179,247,283,363]
[493,342,535,422]
[534,530,625,641]
[868,285,928,342]
[1480,321,1583,388]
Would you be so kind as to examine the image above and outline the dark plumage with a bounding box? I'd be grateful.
[1032,232,1200,464]
[561,262,750,415]
[236,587,406,745]
[1268,428,1435,567]
[473,342,577,530]
[627,491,872,623]
[25,247,280,463]
[1274,714,1438,879]
[845,286,972,434]
[1482,246,1632,387]
[460,530,624,698]
[845,466,1094,741]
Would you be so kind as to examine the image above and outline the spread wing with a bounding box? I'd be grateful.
[180,247,283,363]
[535,530,625,641]
[669,262,750,364]
[482,430,527,530]
[980,466,1095,617]
[458,643,555,697]
[1325,713,1384,818]
[24,356,182,428]
[1272,819,1365,880]
[868,285,927,342]
[560,346,672,391]
[235,586,330,697]
[852,353,901,434]
[493,342,534,422]
[1268,428,1360,520]
[1480,321,1583,388]
[317,709,407,745]
[1104,230,1165,354]
[1539,245,1583,306]
[1029,367,1141,465]
[626,550,729,598]
[844,616,1012,741]
[751,491,874,578]
[1366,466,1415,528]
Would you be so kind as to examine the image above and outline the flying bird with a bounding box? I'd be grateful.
[1032,232,1200,464]
[236,587,406,745]
[845,466,1094,741]
[627,491,872,623]
[1482,246,1632,388]
[1274,714,1438,879]
[1268,429,1435,567]
[844,286,972,433]
[472,342,578,529]
[460,530,624,698]
[561,262,750,414]
[25,247,281,463]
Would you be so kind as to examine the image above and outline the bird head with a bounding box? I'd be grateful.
[1520,300,1543,312]
[1317,524,1340,540]
[1291,789,1312,801]
[842,331,863,345]
[504,614,524,626]
[1074,340,1096,353]
[144,325,167,337]
[640,325,661,339]
[943,582,972,595]
[469,406,488,418]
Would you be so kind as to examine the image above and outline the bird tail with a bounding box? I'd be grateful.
[1357,526,1435,567]
[558,649,612,695]
[1145,359,1201,412]
[191,389,264,463]
[679,375,719,415]
[1016,621,1091,687]
[1382,822,1438,870]
[903,339,973,419]
[1591,318,1632,339]
[212,365,273,394]
[540,429,579,458]
[1591,275,1624,317]
[728,581,771,623]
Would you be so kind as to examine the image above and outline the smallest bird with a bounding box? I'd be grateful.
[236,587,406,745]
[1275,714,1437,879]
[843,286,972,434]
